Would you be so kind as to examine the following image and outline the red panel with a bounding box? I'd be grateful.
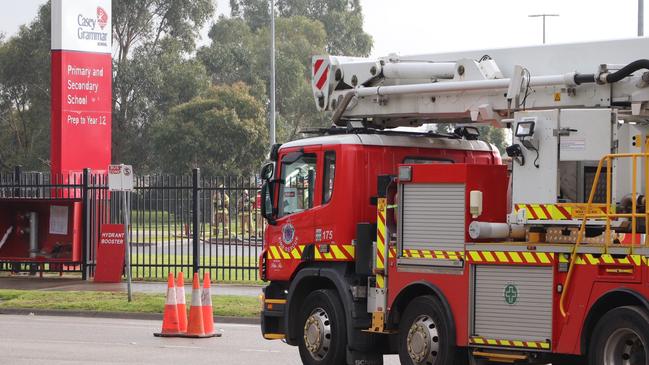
[94,224,126,283]
[51,50,112,176]
[0,200,82,262]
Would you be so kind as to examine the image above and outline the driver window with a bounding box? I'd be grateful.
[279,153,317,217]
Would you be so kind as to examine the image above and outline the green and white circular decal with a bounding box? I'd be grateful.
[504,284,518,305]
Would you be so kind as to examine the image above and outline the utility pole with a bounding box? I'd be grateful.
[640,0,645,36]
[269,0,277,146]
[528,14,559,44]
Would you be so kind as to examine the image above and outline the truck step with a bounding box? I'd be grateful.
[472,350,528,364]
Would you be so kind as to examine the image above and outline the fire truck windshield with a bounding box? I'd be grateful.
[278,153,317,217]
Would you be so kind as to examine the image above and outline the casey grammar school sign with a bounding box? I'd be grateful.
[51,0,112,176]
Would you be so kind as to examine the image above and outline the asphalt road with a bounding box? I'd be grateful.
[0,314,401,365]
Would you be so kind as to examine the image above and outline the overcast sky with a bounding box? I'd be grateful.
[0,0,645,57]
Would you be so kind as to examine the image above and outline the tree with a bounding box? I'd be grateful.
[0,3,51,170]
[153,83,268,175]
[230,0,372,56]
[198,15,329,142]
[111,0,214,171]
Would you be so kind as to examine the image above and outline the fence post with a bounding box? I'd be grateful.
[81,168,91,280]
[13,165,22,197]
[192,168,201,274]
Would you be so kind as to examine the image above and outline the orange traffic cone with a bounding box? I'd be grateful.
[182,273,208,337]
[201,272,220,337]
[176,272,187,333]
[154,272,181,337]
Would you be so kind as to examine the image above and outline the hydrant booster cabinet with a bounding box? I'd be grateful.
[0,199,82,264]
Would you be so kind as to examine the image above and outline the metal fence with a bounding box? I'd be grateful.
[0,167,263,282]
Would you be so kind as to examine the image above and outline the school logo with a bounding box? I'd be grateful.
[97,7,108,30]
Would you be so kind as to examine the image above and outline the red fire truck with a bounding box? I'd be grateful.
[259,38,649,365]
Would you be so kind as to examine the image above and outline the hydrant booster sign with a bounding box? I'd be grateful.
[51,0,112,176]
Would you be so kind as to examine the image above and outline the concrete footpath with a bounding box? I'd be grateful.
[0,276,263,297]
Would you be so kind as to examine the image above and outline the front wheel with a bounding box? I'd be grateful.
[589,306,649,365]
[398,296,456,365]
[298,289,347,365]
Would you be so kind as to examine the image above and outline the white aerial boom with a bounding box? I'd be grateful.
[312,38,649,128]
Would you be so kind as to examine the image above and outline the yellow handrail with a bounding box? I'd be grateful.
[559,142,649,318]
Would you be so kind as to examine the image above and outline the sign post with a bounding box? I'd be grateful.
[108,164,134,301]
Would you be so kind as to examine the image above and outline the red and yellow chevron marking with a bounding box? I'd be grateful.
[470,336,551,350]
[267,245,304,260]
[467,251,554,265]
[402,249,464,260]
[314,244,355,261]
[376,198,387,288]
[266,244,355,261]
[514,203,607,221]
[558,253,645,266]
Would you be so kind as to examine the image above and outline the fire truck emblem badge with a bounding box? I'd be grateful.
[280,223,296,252]
[504,284,518,305]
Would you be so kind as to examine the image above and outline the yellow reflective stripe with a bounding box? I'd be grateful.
[494,252,508,262]
[482,251,496,262]
[540,342,551,349]
[618,256,631,265]
[270,246,281,260]
[631,255,641,266]
[343,245,355,258]
[537,252,551,264]
[522,252,536,263]
[469,251,482,262]
[509,252,523,263]
[602,255,615,264]
[329,245,343,259]
[513,341,525,347]
[280,249,291,259]
[376,274,385,289]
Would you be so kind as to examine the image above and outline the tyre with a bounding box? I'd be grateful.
[298,289,348,365]
[398,296,456,365]
[588,306,649,365]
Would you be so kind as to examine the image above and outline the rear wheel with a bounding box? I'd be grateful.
[588,306,649,365]
[398,296,456,365]
[298,289,347,365]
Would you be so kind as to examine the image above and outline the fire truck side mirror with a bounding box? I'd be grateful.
[261,181,277,225]
[260,162,274,181]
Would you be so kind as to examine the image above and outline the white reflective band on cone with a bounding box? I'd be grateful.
[191,289,202,306]
[201,288,212,306]
[176,286,186,304]
[166,287,178,305]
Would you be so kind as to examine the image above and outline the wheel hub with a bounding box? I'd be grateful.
[407,315,439,365]
[303,307,332,361]
[604,328,646,365]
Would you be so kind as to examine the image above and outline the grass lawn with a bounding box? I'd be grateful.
[0,290,260,317]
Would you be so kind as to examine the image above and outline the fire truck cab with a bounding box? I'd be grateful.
[260,38,649,365]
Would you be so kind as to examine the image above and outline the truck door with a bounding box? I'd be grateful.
[265,146,321,278]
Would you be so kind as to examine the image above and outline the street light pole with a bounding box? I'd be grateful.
[528,14,559,44]
[640,0,645,36]
[269,0,277,146]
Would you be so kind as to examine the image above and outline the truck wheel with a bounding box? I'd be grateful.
[398,296,455,365]
[588,306,649,365]
[298,289,347,365]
